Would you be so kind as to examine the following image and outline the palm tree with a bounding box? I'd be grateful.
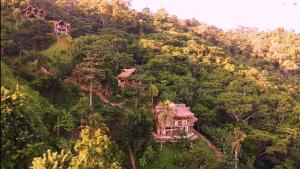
[148,84,159,106]
[157,100,171,151]
[231,128,247,169]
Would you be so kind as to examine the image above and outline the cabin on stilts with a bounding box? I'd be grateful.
[53,20,71,35]
[152,101,198,141]
[117,68,143,88]
[23,6,46,20]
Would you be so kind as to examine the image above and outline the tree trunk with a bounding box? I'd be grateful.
[128,145,136,169]
[105,84,108,97]
[135,97,138,108]
[15,21,19,30]
[56,127,60,137]
[140,25,144,34]
[19,51,22,63]
[234,150,238,169]
[151,96,153,106]
[200,163,208,169]
[1,47,4,56]
[89,82,93,109]
[69,49,72,61]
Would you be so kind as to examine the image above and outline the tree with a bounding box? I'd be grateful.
[156,100,173,151]
[31,129,123,169]
[53,110,74,136]
[139,146,156,169]
[275,99,293,125]
[122,108,153,169]
[122,108,153,152]
[1,86,47,168]
[69,96,90,126]
[111,0,131,27]
[31,149,73,169]
[76,52,105,108]
[188,141,219,169]
[13,20,53,51]
[219,92,254,123]
[231,128,247,169]
[123,86,142,108]
[148,84,159,105]
[98,0,112,27]
[84,111,107,130]
[243,130,284,168]
[69,128,123,169]
[273,160,295,169]
[293,105,300,124]
[154,8,169,31]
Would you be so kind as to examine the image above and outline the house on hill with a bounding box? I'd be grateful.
[117,68,142,88]
[53,20,71,35]
[24,6,37,20]
[153,101,198,141]
[37,8,46,19]
[24,6,46,20]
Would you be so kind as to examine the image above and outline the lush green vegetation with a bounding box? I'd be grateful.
[1,0,300,169]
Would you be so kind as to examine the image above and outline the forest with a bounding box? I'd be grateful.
[1,0,300,169]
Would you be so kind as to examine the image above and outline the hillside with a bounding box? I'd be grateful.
[1,0,300,169]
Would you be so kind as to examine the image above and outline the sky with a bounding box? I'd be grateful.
[131,0,300,32]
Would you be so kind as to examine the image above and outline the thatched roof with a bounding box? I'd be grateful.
[155,102,197,119]
[117,68,136,78]
[54,20,71,28]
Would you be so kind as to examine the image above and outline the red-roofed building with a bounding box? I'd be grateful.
[53,20,71,35]
[24,6,46,20]
[117,68,142,88]
[153,101,198,141]
[38,8,46,19]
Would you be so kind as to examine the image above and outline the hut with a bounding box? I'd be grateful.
[117,68,142,88]
[53,20,71,35]
[24,6,37,20]
[153,101,198,141]
[23,6,46,20]
[37,8,46,19]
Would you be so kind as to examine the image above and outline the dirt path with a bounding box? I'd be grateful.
[65,77,130,112]
[191,128,222,160]
[128,145,137,169]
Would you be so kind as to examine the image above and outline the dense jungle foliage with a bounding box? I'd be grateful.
[1,0,300,169]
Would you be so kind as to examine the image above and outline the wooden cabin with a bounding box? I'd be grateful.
[23,6,46,20]
[153,101,198,141]
[37,8,46,19]
[24,6,37,20]
[53,20,71,35]
[117,68,142,88]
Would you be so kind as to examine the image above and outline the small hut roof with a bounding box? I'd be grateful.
[174,104,194,118]
[190,116,198,123]
[54,20,71,27]
[39,8,46,14]
[27,13,37,19]
[55,20,65,25]
[117,68,136,78]
[23,6,34,12]
[33,7,39,13]
[154,102,196,118]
